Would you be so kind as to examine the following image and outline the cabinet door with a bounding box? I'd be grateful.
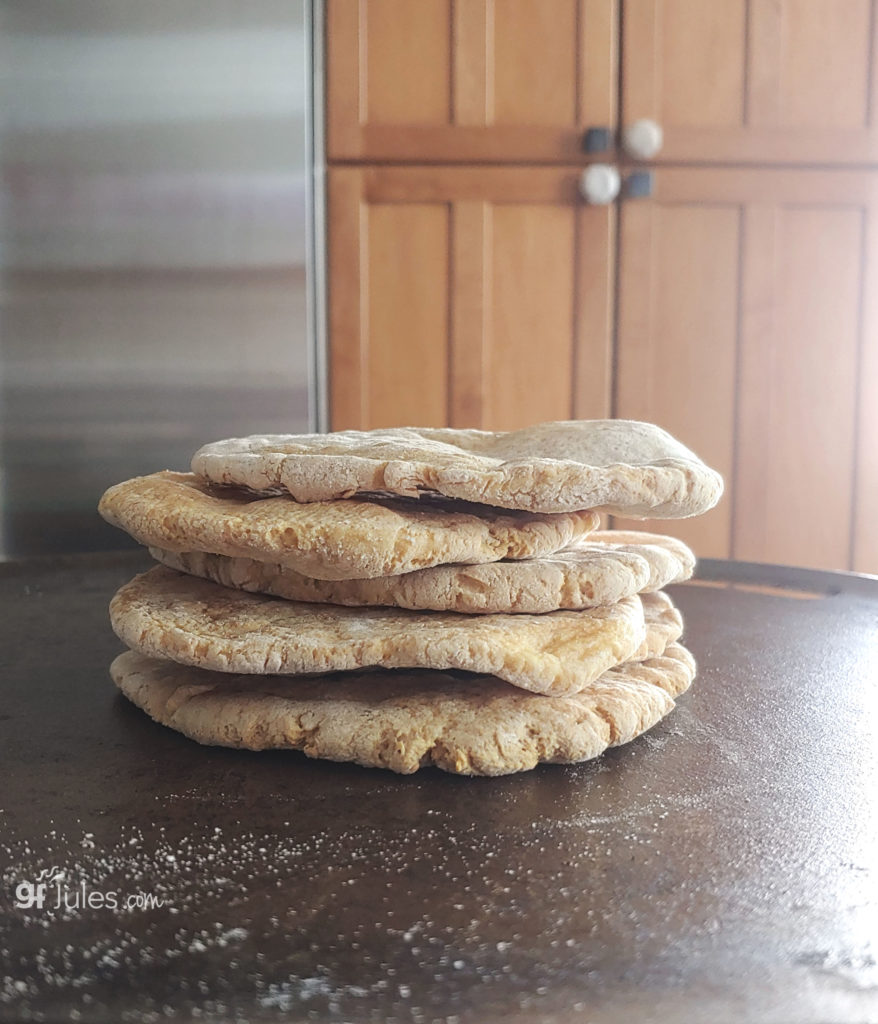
[615,168,878,573]
[328,166,614,431]
[326,0,617,161]
[623,0,878,165]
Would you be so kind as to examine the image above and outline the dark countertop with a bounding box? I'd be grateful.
[1,551,877,1024]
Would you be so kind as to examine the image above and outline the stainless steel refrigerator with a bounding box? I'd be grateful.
[0,0,315,556]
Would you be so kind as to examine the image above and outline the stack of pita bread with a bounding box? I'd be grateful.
[100,420,722,776]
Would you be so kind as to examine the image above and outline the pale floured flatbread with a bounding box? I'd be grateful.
[99,471,599,581]
[149,530,694,614]
[632,592,683,660]
[587,530,696,590]
[191,419,723,517]
[109,566,671,696]
[110,643,696,776]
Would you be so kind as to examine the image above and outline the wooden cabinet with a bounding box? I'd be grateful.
[328,0,878,164]
[614,168,878,570]
[325,1,878,573]
[327,0,617,161]
[624,0,878,165]
[328,166,614,430]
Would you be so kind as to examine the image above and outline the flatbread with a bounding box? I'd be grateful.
[588,530,696,590]
[99,471,599,581]
[108,566,678,697]
[191,419,723,517]
[149,530,694,614]
[110,643,696,776]
[633,592,683,660]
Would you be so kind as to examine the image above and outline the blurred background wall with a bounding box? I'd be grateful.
[0,0,312,557]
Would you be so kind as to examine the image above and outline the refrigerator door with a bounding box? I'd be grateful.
[0,0,312,556]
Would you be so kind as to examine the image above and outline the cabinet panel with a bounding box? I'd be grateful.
[493,0,579,126]
[327,166,614,431]
[365,204,451,428]
[362,0,451,126]
[615,198,740,558]
[486,206,576,429]
[617,168,878,572]
[624,0,878,164]
[772,0,871,129]
[326,0,617,161]
[328,171,451,429]
[736,205,862,570]
[654,0,747,130]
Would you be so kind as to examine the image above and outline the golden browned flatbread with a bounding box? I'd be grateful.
[99,471,599,581]
[110,642,696,776]
[191,420,723,517]
[149,530,694,614]
[109,566,676,697]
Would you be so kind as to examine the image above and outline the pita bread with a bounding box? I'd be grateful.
[109,566,674,696]
[110,642,696,776]
[588,530,696,590]
[191,419,723,517]
[632,592,683,659]
[150,530,693,614]
[99,471,599,581]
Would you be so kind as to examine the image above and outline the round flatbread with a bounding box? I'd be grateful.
[110,643,696,776]
[633,591,683,660]
[99,471,599,581]
[588,530,696,589]
[191,419,723,517]
[150,530,694,615]
[108,567,677,697]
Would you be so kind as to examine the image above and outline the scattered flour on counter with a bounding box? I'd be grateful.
[0,788,669,1022]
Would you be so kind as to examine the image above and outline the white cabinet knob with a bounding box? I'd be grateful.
[579,164,621,205]
[622,118,664,160]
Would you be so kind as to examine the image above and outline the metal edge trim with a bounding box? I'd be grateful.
[693,557,878,599]
[306,0,329,434]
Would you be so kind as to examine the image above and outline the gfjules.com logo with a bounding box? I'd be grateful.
[13,867,165,912]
